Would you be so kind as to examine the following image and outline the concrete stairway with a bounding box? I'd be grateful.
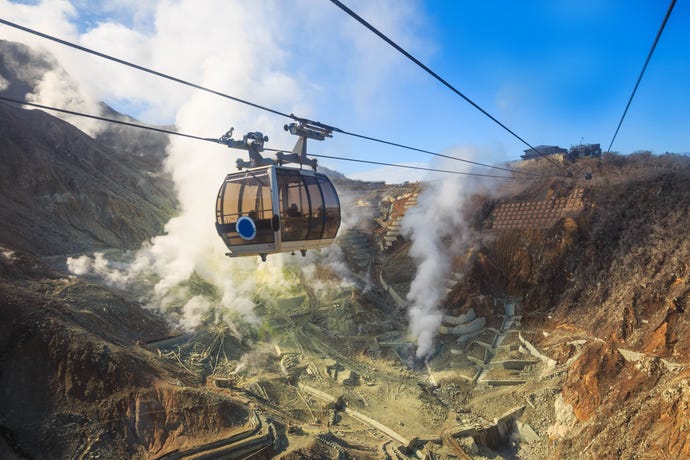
[337,230,372,271]
[383,191,419,250]
[474,299,534,385]
[444,271,463,296]
[444,299,539,385]
[383,221,402,249]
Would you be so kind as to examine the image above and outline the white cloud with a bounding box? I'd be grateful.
[347,162,429,184]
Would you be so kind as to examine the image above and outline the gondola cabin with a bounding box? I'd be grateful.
[215,165,341,260]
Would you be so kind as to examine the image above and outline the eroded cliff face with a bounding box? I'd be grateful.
[0,247,252,458]
[0,103,176,256]
[1,40,175,257]
[559,341,689,459]
[446,154,690,458]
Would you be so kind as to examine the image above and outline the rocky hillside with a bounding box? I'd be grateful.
[0,103,175,255]
[0,245,254,458]
[0,40,175,256]
[439,153,690,458]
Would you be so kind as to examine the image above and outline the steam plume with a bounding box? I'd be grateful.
[401,150,491,358]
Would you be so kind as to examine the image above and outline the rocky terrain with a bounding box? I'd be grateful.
[0,40,175,256]
[3,149,688,459]
[0,246,257,458]
[437,153,690,458]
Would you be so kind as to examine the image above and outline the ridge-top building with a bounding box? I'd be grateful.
[568,143,602,161]
[520,145,567,160]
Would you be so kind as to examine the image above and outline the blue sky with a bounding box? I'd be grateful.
[406,1,689,158]
[2,0,689,182]
[369,1,687,168]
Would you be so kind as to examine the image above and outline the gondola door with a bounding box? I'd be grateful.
[215,167,278,256]
[276,168,310,243]
[274,167,341,254]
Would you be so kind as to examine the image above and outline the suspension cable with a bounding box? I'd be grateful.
[328,0,567,172]
[0,16,540,177]
[1,96,533,180]
[261,148,524,179]
[607,0,676,153]
[335,128,538,176]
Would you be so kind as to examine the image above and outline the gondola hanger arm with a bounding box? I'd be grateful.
[276,121,333,170]
[217,127,274,169]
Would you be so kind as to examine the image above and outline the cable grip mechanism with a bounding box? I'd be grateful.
[276,121,333,170]
[217,127,274,170]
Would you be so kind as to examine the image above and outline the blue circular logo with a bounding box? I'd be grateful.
[236,216,257,240]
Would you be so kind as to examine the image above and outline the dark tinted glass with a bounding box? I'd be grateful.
[215,169,274,245]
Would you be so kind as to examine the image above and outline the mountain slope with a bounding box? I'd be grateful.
[440,153,690,458]
[1,39,176,256]
[0,102,176,255]
[0,245,254,458]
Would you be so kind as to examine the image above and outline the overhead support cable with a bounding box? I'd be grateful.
[0,17,539,178]
[0,96,532,180]
[262,148,524,179]
[334,128,539,176]
[328,0,567,172]
[313,154,522,179]
[606,0,677,153]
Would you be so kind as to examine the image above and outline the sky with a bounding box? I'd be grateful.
[1,0,689,183]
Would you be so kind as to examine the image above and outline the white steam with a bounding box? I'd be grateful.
[27,68,105,135]
[116,2,313,328]
[180,295,213,330]
[301,244,356,297]
[402,150,491,358]
[67,252,130,288]
[0,74,9,91]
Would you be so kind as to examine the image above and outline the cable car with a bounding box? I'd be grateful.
[214,122,341,261]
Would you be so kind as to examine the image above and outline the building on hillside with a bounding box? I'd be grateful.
[568,143,602,161]
[521,145,567,160]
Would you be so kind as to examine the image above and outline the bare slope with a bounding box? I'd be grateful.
[0,103,175,255]
[0,39,175,256]
[437,153,690,458]
[0,246,255,459]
